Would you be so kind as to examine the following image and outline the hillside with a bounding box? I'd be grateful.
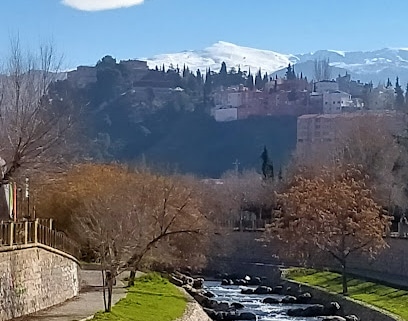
[137,113,297,177]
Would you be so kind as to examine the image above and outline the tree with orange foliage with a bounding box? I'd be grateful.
[269,165,390,295]
[33,164,210,311]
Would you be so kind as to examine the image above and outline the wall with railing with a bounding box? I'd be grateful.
[0,219,80,321]
[0,219,79,258]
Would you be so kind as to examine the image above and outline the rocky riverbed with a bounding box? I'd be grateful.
[169,272,361,321]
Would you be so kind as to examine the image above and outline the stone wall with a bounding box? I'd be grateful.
[208,231,408,282]
[285,280,400,321]
[0,245,80,320]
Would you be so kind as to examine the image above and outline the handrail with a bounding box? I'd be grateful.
[0,219,80,258]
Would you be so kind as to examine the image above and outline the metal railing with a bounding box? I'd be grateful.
[0,219,79,259]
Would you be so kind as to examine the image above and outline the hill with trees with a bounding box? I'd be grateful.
[50,56,297,177]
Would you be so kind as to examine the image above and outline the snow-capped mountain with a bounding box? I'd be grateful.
[144,41,296,75]
[144,41,408,85]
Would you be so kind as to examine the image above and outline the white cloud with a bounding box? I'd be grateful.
[62,0,144,11]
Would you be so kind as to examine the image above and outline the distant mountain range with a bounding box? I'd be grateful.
[144,41,408,85]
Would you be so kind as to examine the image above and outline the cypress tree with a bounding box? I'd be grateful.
[395,77,405,109]
[255,69,263,90]
[261,146,274,180]
[405,83,408,108]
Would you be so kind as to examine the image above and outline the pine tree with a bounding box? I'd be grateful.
[386,78,392,88]
[395,77,405,109]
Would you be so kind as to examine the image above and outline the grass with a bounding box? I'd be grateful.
[284,268,408,321]
[92,273,187,321]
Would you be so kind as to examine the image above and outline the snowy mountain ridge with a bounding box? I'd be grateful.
[144,41,408,84]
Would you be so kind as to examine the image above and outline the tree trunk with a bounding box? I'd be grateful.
[341,261,348,296]
[107,277,113,312]
[128,270,136,287]
[101,269,107,312]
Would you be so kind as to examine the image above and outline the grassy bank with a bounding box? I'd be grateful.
[92,273,187,321]
[285,268,408,320]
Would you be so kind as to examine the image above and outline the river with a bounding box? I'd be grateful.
[204,281,320,321]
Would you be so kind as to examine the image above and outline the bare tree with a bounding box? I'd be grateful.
[69,165,209,311]
[0,37,75,187]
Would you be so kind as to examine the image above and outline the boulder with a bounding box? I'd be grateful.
[234,279,247,286]
[193,278,204,289]
[287,304,325,317]
[297,292,312,304]
[272,285,284,294]
[263,297,281,304]
[241,288,255,294]
[254,285,272,294]
[203,308,217,319]
[231,302,245,309]
[248,277,262,285]
[237,312,257,320]
[169,276,183,287]
[185,276,194,286]
[193,293,209,306]
[203,290,215,298]
[214,301,230,312]
[322,317,347,321]
[281,295,297,304]
[221,279,232,286]
[324,301,341,315]
[345,315,359,321]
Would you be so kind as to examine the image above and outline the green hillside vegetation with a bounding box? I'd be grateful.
[92,273,187,321]
[286,268,408,321]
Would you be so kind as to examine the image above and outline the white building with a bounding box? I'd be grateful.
[323,90,353,113]
[214,108,238,122]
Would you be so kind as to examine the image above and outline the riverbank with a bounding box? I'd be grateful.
[285,268,406,321]
[91,273,187,321]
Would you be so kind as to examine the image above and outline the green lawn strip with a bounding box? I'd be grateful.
[284,268,408,321]
[92,273,187,321]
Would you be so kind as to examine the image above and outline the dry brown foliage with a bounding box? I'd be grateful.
[269,165,391,294]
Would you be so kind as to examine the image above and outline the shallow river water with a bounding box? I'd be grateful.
[204,281,320,321]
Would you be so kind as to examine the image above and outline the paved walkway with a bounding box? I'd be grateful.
[14,270,129,321]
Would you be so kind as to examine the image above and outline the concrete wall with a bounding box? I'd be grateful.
[209,231,408,282]
[285,280,399,321]
[0,245,80,320]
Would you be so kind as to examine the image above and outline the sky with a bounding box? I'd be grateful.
[2,0,408,69]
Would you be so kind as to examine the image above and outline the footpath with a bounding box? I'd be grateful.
[15,270,128,321]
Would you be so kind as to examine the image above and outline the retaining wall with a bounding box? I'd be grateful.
[209,231,408,283]
[285,280,400,321]
[0,245,80,320]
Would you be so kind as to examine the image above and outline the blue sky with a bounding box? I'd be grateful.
[2,0,408,69]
